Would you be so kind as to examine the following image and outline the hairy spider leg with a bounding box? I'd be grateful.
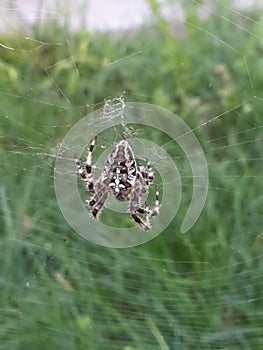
[137,186,160,217]
[138,160,154,186]
[88,179,109,218]
[135,185,160,229]
[129,162,159,230]
[130,175,159,230]
[74,136,96,193]
[146,160,154,184]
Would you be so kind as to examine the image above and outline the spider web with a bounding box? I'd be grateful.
[0,0,262,348]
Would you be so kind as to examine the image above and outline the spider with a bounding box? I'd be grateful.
[74,137,160,230]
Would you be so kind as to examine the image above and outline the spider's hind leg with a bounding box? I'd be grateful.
[131,212,151,231]
[132,185,160,230]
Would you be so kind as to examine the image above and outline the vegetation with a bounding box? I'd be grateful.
[0,2,262,349]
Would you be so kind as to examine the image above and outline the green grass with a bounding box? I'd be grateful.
[0,3,262,349]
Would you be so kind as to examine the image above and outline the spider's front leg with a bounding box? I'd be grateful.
[74,136,96,194]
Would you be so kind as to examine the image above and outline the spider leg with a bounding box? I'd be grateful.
[88,178,109,218]
[74,136,96,193]
[130,183,160,230]
[129,180,155,230]
[146,159,154,184]
[130,181,148,230]
[152,185,160,217]
[138,160,154,186]
[137,185,160,218]
[131,212,151,230]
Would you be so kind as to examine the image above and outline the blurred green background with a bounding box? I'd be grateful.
[0,1,262,349]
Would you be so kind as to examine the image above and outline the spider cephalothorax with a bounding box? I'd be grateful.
[75,137,160,230]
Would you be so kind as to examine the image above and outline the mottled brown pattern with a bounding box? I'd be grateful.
[75,138,159,230]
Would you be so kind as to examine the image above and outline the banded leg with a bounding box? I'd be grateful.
[138,160,154,186]
[88,178,109,218]
[130,183,160,230]
[135,185,160,229]
[137,186,160,218]
[74,136,96,193]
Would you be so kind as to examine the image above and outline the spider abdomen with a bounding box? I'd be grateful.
[104,140,137,201]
